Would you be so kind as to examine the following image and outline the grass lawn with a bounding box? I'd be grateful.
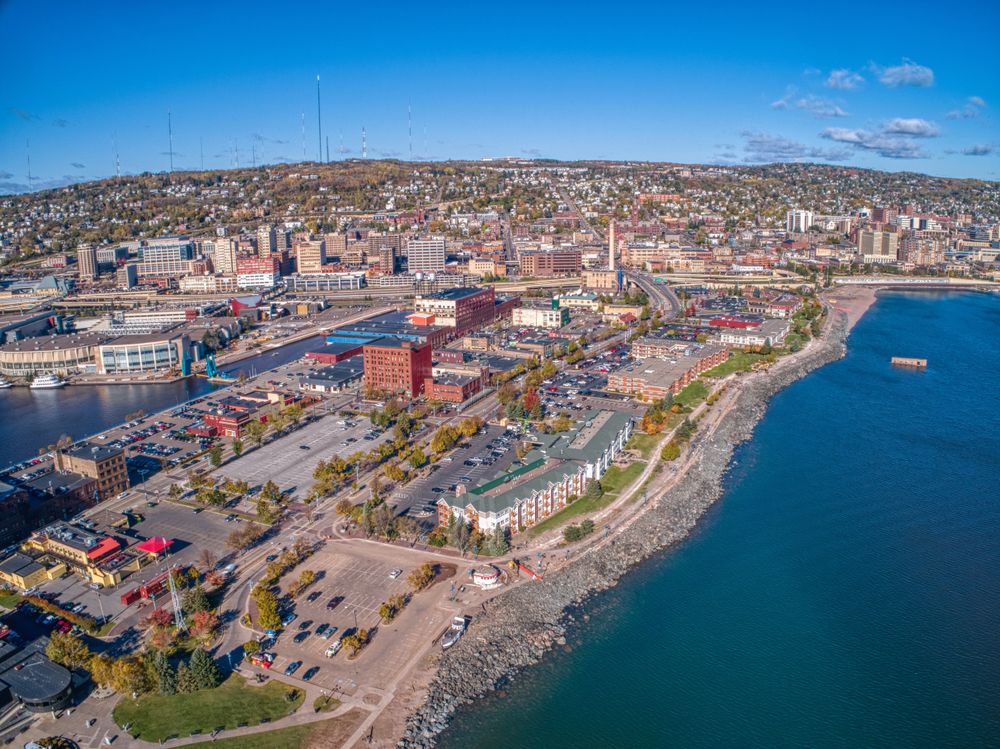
[185,709,366,749]
[626,433,660,459]
[113,675,304,742]
[702,351,767,378]
[675,380,709,409]
[527,463,644,538]
[0,591,22,609]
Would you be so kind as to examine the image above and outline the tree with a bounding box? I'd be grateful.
[409,447,428,469]
[661,441,681,461]
[111,656,148,696]
[448,516,470,551]
[182,585,211,615]
[175,661,197,693]
[335,498,354,518]
[45,631,91,670]
[168,483,182,500]
[208,446,223,467]
[408,562,436,592]
[253,587,281,631]
[189,610,220,643]
[231,438,244,457]
[198,548,217,571]
[244,420,266,446]
[341,628,369,656]
[284,404,304,424]
[243,639,261,657]
[149,649,176,695]
[585,479,604,501]
[189,648,222,690]
[88,654,115,688]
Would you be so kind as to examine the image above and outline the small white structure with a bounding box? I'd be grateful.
[472,565,502,589]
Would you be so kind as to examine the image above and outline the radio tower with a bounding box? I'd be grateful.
[408,100,412,161]
[167,564,186,632]
[362,127,367,159]
[112,134,121,181]
[316,75,323,163]
[167,112,174,173]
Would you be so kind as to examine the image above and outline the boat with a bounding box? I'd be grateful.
[0,377,11,389]
[441,616,468,650]
[30,374,66,389]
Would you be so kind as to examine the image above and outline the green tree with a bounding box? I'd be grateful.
[409,447,428,469]
[208,446,223,467]
[182,585,211,615]
[243,639,261,657]
[188,648,221,690]
[175,661,196,693]
[661,441,681,461]
[244,420,266,446]
[231,438,244,457]
[149,649,176,695]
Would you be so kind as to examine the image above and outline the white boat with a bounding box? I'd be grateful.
[30,374,66,389]
[0,377,11,389]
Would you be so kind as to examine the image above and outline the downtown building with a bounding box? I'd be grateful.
[406,237,447,273]
[362,338,433,399]
[413,286,498,337]
[237,256,281,290]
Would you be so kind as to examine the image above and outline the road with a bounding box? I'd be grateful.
[557,187,603,240]
[624,269,681,317]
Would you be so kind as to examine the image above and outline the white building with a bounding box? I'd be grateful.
[718,319,790,348]
[786,209,814,234]
[406,237,447,273]
[512,307,569,329]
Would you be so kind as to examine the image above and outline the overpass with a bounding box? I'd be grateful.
[623,270,681,317]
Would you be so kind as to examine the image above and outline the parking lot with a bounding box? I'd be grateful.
[216,415,393,502]
[392,425,519,523]
[260,545,430,692]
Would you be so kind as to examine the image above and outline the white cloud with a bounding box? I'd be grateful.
[826,69,864,90]
[740,130,850,163]
[795,95,849,118]
[874,60,934,87]
[946,96,987,119]
[821,127,928,159]
[882,118,940,137]
[770,86,796,110]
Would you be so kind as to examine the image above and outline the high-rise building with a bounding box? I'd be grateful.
[137,238,195,278]
[77,245,98,280]
[236,256,281,289]
[786,210,814,234]
[519,249,582,276]
[256,225,277,258]
[858,229,899,260]
[406,237,447,273]
[296,239,326,274]
[609,220,616,271]
[116,264,138,289]
[210,238,238,275]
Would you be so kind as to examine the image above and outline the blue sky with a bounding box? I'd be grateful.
[1,0,997,193]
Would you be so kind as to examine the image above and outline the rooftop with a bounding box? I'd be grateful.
[418,286,489,301]
[0,332,105,353]
[63,441,124,463]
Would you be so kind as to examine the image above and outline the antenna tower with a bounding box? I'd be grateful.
[408,101,412,161]
[167,565,186,632]
[113,134,121,180]
[362,127,367,159]
[167,112,174,173]
[316,75,323,162]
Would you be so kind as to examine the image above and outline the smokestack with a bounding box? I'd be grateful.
[608,220,616,271]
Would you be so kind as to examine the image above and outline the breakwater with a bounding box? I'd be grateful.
[398,314,850,747]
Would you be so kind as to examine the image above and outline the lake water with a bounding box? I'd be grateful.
[439,291,1000,749]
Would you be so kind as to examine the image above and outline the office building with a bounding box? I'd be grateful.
[137,238,195,278]
[786,209,814,234]
[296,239,326,274]
[96,330,190,376]
[57,442,129,499]
[211,238,238,274]
[236,256,281,290]
[117,263,138,289]
[362,338,432,399]
[858,229,899,261]
[518,249,582,276]
[413,286,496,336]
[406,237,447,273]
[77,245,98,280]
[512,307,569,329]
[256,225,277,257]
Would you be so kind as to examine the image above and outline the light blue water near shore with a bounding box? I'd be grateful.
[439,291,1000,749]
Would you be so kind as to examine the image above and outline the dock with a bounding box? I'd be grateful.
[891,357,927,368]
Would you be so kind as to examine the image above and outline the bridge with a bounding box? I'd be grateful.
[623,270,681,317]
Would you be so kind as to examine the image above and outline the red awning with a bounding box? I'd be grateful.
[136,537,174,555]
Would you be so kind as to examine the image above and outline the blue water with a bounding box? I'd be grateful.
[0,335,322,469]
[439,291,1000,749]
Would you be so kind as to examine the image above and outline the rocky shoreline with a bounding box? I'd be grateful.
[397,313,851,748]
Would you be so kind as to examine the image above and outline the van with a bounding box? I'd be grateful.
[325,639,342,657]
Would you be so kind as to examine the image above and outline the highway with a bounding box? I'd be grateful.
[623,270,682,317]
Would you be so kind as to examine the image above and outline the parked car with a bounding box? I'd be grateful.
[306,591,322,603]
[326,596,343,610]
[302,666,319,681]
[298,619,313,630]
[284,660,302,676]
[325,640,342,657]
[388,569,402,579]
[293,631,310,643]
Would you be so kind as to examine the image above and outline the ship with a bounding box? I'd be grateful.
[30,374,66,389]
[0,377,12,389]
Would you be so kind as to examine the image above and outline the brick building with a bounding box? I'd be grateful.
[362,338,433,399]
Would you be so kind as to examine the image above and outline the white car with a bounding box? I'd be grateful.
[388,568,402,579]
[325,640,342,657]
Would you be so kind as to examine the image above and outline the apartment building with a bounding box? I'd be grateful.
[295,239,326,274]
[362,338,433,399]
[57,442,129,499]
[406,237,447,273]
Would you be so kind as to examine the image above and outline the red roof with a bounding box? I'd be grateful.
[136,537,174,555]
[86,537,121,560]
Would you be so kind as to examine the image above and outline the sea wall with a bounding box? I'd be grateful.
[398,314,850,747]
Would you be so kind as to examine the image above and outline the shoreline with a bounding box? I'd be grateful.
[393,292,868,748]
